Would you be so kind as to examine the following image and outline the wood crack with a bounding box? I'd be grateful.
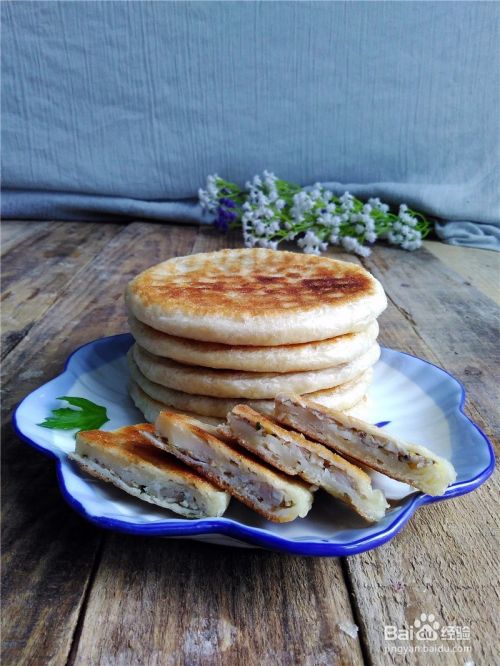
[65,536,106,666]
[340,557,373,666]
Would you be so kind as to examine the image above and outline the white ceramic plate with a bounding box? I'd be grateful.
[13,334,494,556]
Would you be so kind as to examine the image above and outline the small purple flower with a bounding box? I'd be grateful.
[214,206,237,232]
[219,197,236,208]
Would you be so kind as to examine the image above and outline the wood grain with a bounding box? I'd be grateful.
[1,220,54,256]
[69,537,363,666]
[343,246,500,666]
[424,239,500,307]
[1,222,198,665]
[1,221,122,360]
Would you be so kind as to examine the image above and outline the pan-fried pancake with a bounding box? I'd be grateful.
[225,405,388,522]
[128,349,372,417]
[68,424,230,518]
[125,249,387,345]
[148,410,314,523]
[128,315,379,372]
[132,342,380,399]
[128,379,222,427]
[275,394,457,496]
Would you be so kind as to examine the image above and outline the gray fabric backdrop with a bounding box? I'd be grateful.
[2,1,499,247]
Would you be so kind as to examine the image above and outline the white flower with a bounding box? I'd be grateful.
[297,229,325,255]
[198,174,222,213]
[364,217,375,232]
[198,188,212,212]
[339,192,354,211]
[355,243,371,257]
[318,212,332,226]
[275,198,286,210]
[291,191,314,221]
[341,236,357,251]
[400,212,417,227]
[341,235,371,256]
[368,197,389,214]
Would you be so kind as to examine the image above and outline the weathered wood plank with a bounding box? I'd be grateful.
[69,536,364,666]
[1,220,55,255]
[424,240,500,307]
[343,246,500,665]
[1,221,123,360]
[1,440,104,666]
[1,223,198,666]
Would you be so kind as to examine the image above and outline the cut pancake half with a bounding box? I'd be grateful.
[128,349,372,417]
[125,249,387,345]
[132,342,380,399]
[129,315,379,372]
[275,394,457,496]
[224,405,388,522]
[147,410,315,523]
[68,424,230,518]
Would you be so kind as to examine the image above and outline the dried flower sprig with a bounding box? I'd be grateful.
[199,172,430,256]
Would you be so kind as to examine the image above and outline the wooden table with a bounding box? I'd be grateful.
[2,221,498,666]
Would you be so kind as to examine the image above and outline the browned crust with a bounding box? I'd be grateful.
[76,424,211,485]
[127,249,377,319]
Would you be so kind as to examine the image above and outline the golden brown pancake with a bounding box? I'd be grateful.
[128,314,379,372]
[125,249,387,345]
[68,424,230,518]
[131,342,380,399]
[128,348,373,417]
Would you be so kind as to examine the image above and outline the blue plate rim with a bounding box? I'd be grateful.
[12,333,495,556]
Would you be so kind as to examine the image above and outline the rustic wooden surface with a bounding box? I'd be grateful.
[1,220,498,666]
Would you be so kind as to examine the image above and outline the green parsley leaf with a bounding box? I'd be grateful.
[38,396,109,433]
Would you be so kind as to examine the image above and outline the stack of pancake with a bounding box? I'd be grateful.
[125,249,387,424]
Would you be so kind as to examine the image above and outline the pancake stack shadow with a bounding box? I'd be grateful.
[125,249,388,424]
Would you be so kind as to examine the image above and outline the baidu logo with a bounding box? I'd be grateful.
[413,613,440,641]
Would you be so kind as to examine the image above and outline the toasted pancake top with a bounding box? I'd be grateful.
[128,249,375,317]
